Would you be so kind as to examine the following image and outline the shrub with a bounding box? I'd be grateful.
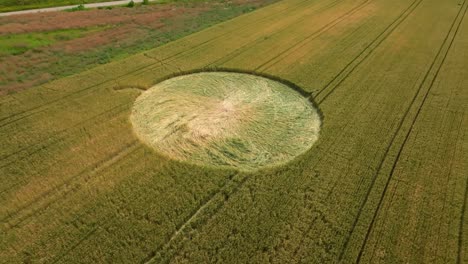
[143,0,149,5]
[67,4,86,12]
[127,0,135,7]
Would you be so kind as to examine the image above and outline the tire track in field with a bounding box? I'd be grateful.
[313,0,423,104]
[290,209,329,261]
[432,113,464,262]
[284,0,440,259]
[334,2,468,262]
[140,172,249,264]
[237,113,359,262]
[206,0,349,67]
[43,153,202,264]
[244,94,372,261]
[136,0,316,71]
[0,0,313,128]
[266,0,422,258]
[0,103,132,198]
[139,99,360,263]
[0,102,130,167]
[50,226,99,264]
[459,172,468,264]
[356,4,468,262]
[158,0,420,255]
[39,149,156,264]
[1,141,140,229]
[127,0,331,78]
[0,116,132,199]
[1,141,141,231]
[254,0,373,72]
[47,148,158,264]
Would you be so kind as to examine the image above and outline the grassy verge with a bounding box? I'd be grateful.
[0,0,118,13]
[0,0,279,94]
[0,27,105,56]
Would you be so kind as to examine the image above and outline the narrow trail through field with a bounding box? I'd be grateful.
[206,0,354,67]
[353,1,468,262]
[314,0,423,103]
[137,2,427,261]
[335,0,426,257]
[141,173,248,264]
[459,178,468,264]
[254,0,373,72]
[25,146,165,264]
[1,141,141,230]
[0,103,131,169]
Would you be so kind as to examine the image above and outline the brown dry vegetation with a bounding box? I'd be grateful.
[0,0,276,95]
[0,5,192,34]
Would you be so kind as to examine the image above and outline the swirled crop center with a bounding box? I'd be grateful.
[131,72,321,170]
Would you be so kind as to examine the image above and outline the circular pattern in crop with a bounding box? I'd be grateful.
[131,72,321,170]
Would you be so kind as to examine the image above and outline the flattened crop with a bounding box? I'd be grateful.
[131,72,321,170]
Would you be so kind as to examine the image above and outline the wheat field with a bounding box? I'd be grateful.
[0,0,467,263]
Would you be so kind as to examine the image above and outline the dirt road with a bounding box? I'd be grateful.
[0,0,157,17]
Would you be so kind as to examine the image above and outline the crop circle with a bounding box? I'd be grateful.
[131,72,321,170]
